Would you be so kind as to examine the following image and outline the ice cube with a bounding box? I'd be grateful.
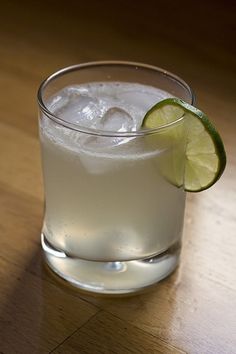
[99,107,135,132]
[78,107,137,174]
[57,94,100,127]
[48,87,101,128]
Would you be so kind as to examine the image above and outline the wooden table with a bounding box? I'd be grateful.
[0,1,235,353]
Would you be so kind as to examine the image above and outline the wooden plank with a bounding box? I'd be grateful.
[0,122,43,200]
[0,257,98,354]
[52,311,185,354]
[78,268,236,354]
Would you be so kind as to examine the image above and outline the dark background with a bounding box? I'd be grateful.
[0,0,235,167]
[0,0,235,109]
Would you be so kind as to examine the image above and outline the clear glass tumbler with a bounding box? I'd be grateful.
[37,61,194,294]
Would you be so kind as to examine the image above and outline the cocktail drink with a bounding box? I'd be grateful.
[38,62,225,294]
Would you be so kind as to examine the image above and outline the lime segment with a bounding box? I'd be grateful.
[142,98,226,192]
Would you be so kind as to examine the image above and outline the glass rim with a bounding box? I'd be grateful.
[37,60,195,137]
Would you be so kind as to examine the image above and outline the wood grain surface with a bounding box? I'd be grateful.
[0,1,236,353]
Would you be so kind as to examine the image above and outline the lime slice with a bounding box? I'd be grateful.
[142,98,226,192]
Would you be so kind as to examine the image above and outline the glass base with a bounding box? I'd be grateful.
[42,233,181,295]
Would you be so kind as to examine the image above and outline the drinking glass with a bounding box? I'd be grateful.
[37,61,194,294]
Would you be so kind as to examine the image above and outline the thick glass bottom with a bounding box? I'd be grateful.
[42,233,181,295]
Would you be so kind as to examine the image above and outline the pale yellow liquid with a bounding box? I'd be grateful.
[40,82,185,262]
[40,84,185,294]
[41,136,185,261]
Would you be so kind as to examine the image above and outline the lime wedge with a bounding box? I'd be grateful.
[142,98,226,192]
